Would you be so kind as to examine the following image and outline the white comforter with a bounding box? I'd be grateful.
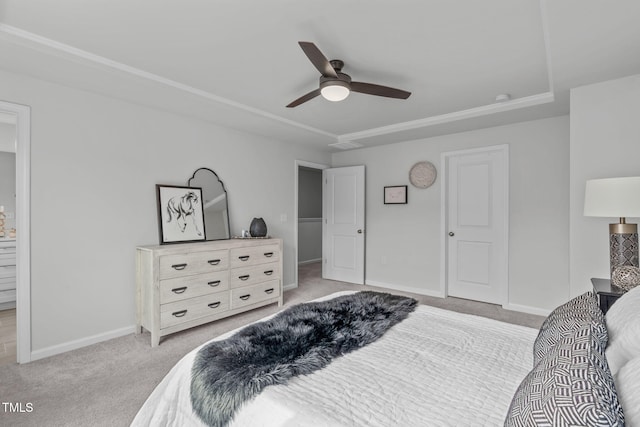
[132,292,537,427]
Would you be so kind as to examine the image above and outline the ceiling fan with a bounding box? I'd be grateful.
[286,41,411,108]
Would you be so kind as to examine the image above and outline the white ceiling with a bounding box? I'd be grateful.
[0,0,639,151]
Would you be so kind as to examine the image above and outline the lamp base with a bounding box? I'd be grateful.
[610,225,639,285]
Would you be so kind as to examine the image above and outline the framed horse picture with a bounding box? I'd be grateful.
[156,184,206,244]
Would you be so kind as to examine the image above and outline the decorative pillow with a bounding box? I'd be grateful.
[613,357,640,426]
[533,291,606,365]
[505,318,624,426]
[605,285,640,375]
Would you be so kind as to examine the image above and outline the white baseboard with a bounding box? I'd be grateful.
[30,281,301,361]
[30,325,137,362]
[298,258,321,265]
[283,282,297,291]
[365,280,445,298]
[502,303,551,317]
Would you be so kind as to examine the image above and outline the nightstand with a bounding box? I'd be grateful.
[591,278,625,314]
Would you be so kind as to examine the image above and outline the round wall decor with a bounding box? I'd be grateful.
[409,161,437,188]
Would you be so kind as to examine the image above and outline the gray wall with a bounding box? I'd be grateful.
[298,167,322,218]
[0,68,331,354]
[297,167,322,263]
[570,73,640,296]
[0,122,16,152]
[0,123,16,231]
[0,152,16,231]
[333,116,570,313]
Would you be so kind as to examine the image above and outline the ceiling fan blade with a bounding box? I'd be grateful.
[298,41,338,78]
[286,88,321,108]
[351,82,411,99]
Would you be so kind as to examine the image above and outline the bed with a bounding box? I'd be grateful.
[132,287,639,427]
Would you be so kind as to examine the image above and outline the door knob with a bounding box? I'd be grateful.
[357,229,363,234]
[448,232,455,236]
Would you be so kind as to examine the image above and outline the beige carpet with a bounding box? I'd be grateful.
[0,262,544,426]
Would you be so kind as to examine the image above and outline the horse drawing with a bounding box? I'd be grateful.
[166,191,203,236]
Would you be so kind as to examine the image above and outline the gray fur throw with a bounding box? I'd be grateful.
[190,291,417,427]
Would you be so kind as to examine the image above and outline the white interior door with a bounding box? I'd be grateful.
[446,146,508,305]
[323,165,365,284]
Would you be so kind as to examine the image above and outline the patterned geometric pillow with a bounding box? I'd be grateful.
[505,318,624,427]
[533,292,606,365]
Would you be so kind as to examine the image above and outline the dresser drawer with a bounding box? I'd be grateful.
[0,266,16,280]
[160,291,230,329]
[160,271,229,304]
[0,289,16,304]
[0,278,16,291]
[229,244,280,268]
[230,279,280,309]
[159,249,229,279]
[230,262,280,289]
[0,246,16,265]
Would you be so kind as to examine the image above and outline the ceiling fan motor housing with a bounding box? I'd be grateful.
[320,72,351,87]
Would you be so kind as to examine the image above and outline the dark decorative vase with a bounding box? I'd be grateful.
[250,218,267,237]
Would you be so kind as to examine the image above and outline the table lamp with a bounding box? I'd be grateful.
[584,177,640,286]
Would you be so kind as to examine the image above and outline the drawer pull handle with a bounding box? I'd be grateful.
[171,263,187,271]
[172,310,187,318]
[171,286,187,294]
[239,294,251,301]
[238,255,250,261]
[208,302,221,309]
[264,270,273,276]
[239,275,250,281]
[265,288,275,294]
[264,252,274,257]
[208,280,221,287]
[208,259,221,266]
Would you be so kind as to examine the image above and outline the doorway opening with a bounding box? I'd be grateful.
[0,114,16,365]
[295,161,328,288]
[0,100,31,364]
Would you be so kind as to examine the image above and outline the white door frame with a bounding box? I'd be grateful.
[0,100,31,363]
[439,144,509,306]
[293,160,328,288]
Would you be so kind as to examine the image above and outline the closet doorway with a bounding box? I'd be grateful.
[295,161,327,287]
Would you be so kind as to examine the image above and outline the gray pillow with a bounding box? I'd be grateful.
[533,291,606,365]
[505,314,624,427]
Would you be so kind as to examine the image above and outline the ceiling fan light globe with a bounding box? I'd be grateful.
[320,82,350,102]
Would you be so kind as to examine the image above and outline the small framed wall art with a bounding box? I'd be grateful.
[156,184,206,244]
[384,185,408,204]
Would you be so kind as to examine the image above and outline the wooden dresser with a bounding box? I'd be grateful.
[136,238,283,346]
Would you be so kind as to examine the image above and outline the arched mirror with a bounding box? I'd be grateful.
[187,168,230,240]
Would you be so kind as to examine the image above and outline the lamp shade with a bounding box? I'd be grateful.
[584,177,640,217]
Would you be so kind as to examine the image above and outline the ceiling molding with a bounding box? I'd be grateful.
[0,19,558,148]
[337,92,555,144]
[0,23,337,141]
